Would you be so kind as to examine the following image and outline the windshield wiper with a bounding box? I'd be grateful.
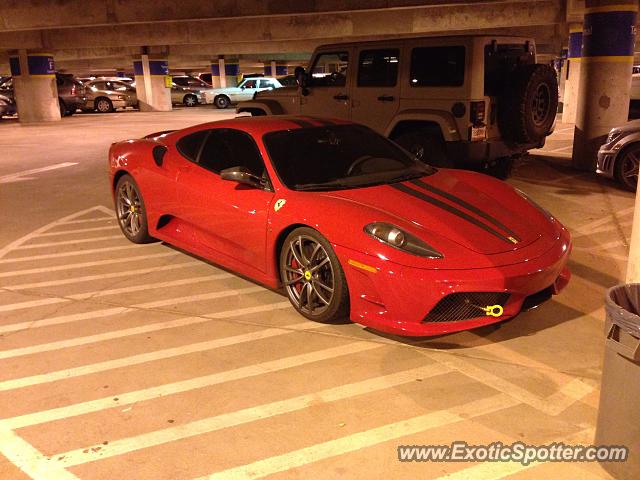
[293,181,351,191]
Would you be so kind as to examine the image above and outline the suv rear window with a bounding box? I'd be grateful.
[357,49,399,87]
[410,46,465,87]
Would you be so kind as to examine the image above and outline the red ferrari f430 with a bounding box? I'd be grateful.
[109,116,571,336]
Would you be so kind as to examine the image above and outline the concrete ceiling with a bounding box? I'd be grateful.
[0,0,577,73]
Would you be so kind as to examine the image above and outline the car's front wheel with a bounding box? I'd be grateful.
[616,144,640,191]
[96,97,114,113]
[115,174,155,243]
[280,227,350,323]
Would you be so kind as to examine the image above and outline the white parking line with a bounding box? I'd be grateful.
[6,261,201,290]
[0,244,146,265]
[36,225,118,237]
[0,251,180,279]
[56,363,448,467]
[0,304,295,391]
[0,427,80,480]
[0,288,276,360]
[15,235,124,249]
[1,341,378,430]
[202,394,519,480]
[0,307,129,333]
[56,217,114,225]
[545,145,574,153]
[0,162,78,184]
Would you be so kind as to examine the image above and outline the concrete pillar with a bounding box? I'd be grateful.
[224,59,239,87]
[572,1,638,170]
[133,56,171,112]
[557,48,568,113]
[10,50,61,123]
[210,61,221,88]
[218,58,226,88]
[562,25,583,123]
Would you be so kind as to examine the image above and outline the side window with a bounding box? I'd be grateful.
[173,77,188,87]
[410,46,465,87]
[91,82,106,90]
[198,129,265,177]
[309,52,349,87]
[242,79,258,89]
[176,130,209,163]
[357,49,399,87]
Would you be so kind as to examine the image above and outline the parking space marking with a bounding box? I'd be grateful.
[14,235,125,249]
[0,281,265,333]
[572,207,635,235]
[55,217,114,225]
[0,244,146,265]
[37,225,119,237]
[0,428,80,480]
[2,342,382,430]
[0,272,236,314]
[0,162,78,185]
[55,363,449,467]
[0,251,180,279]
[201,394,519,480]
[0,294,287,362]
[6,261,201,290]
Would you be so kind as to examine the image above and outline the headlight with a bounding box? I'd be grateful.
[364,222,443,258]
[515,189,554,220]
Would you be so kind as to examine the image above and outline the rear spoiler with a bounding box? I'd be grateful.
[143,130,176,139]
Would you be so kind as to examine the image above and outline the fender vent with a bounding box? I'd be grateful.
[152,145,167,167]
[423,292,511,323]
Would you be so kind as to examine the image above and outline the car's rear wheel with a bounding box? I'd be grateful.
[96,97,114,113]
[615,144,640,191]
[214,95,230,109]
[115,174,155,243]
[280,227,349,323]
[183,94,198,107]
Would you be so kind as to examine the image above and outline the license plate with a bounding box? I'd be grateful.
[471,126,487,141]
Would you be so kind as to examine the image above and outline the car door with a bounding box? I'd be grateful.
[232,79,259,102]
[350,47,401,133]
[176,128,274,271]
[300,49,353,119]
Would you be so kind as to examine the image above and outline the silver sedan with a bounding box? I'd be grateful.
[597,120,640,191]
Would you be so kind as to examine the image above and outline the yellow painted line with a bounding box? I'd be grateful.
[347,259,377,273]
[27,52,54,57]
[569,27,583,33]
[28,74,56,78]
[585,4,639,13]
[580,56,634,63]
[200,394,519,480]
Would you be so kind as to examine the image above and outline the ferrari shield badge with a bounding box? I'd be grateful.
[274,199,286,212]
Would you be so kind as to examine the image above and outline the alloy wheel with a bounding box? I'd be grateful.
[117,179,143,238]
[283,235,335,316]
[620,150,640,190]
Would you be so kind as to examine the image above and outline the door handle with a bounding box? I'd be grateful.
[377,95,395,102]
[333,94,349,101]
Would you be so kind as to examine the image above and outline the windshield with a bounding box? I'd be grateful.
[264,124,436,191]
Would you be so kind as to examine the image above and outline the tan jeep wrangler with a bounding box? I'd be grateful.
[237,35,558,176]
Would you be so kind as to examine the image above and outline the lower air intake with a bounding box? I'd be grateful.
[423,292,511,323]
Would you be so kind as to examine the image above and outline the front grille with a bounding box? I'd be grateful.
[423,292,511,323]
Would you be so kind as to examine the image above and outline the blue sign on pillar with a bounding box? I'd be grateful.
[133,59,169,76]
[225,63,239,77]
[27,54,55,76]
[275,65,288,76]
[211,64,220,77]
[582,6,637,60]
[568,30,583,58]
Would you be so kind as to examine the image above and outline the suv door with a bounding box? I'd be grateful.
[301,50,352,119]
[351,47,401,133]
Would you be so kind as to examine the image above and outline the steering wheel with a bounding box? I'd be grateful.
[346,155,376,176]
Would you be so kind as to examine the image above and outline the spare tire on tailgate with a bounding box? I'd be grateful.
[498,64,558,144]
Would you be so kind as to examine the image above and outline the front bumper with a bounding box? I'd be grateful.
[596,146,617,178]
[335,237,571,337]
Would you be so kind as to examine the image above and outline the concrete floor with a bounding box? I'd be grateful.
[0,109,633,479]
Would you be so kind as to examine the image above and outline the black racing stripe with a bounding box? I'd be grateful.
[409,179,520,240]
[391,183,513,243]
[287,118,316,129]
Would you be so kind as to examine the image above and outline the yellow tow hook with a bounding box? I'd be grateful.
[481,305,504,317]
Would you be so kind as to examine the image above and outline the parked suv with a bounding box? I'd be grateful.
[237,36,558,175]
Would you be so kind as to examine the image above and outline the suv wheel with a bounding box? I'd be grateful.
[214,95,231,109]
[96,97,114,113]
[498,64,558,144]
[393,129,452,168]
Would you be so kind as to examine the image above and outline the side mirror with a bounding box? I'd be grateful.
[220,166,263,189]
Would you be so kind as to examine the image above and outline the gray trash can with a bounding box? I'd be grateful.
[595,284,640,479]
